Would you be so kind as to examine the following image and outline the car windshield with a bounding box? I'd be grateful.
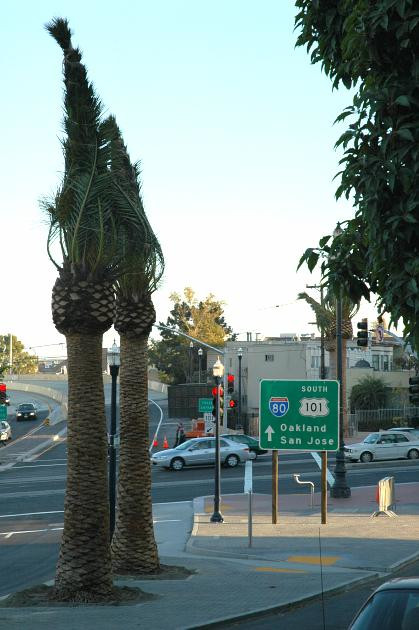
[18,404,35,411]
[350,589,419,629]
[0,422,8,430]
[364,433,379,444]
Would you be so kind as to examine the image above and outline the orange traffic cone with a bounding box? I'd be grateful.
[163,436,169,449]
[153,437,159,448]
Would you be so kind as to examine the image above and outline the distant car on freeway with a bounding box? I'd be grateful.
[151,436,251,471]
[0,421,11,443]
[344,431,419,463]
[16,403,37,421]
[221,433,268,458]
[4,393,10,405]
[348,577,419,629]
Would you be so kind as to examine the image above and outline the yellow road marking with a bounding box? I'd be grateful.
[255,567,306,574]
[286,555,339,566]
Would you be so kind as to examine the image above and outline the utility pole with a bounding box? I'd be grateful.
[9,333,12,376]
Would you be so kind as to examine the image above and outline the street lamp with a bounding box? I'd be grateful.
[237,348,243,429]
[330,224,351,499]
[198,348,203,383]
[107,339,120,539]
[189,341,194,383]
[211,356,224,523]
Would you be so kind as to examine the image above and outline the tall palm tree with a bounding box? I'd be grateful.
[44,18,119,601]
[298,291,359,435]
[107,118,165,574]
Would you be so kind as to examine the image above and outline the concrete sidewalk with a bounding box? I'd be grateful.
[1,483,419,629]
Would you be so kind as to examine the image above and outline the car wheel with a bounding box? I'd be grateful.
[407,449,419,460]
[170,457,185,471]
[360,451,373,463]
[225,454,239,468]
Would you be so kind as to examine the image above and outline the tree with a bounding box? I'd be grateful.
[295,1,419,350]
[0,335,37,375]
[107,117,165,575]
[149,288,236,384]
[350,375,389,411]
[44,18,118,602]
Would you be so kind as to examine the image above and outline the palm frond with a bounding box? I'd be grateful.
[103,116,165,298]
[44,18,119,278]
[298,292,334,331]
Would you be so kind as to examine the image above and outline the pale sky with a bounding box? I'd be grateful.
[1,1,383,358]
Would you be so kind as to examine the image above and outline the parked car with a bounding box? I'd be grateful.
[0,421,11,442]
[349,578,419,629]
[344,431,419,463]
[16,403,37,421]
[221,433,268,458]
[387,427,419,436]
[151,436,251,471]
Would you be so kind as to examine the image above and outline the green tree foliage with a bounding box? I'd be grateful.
[0,335,37,375]
[350,375,389,411]
[295,1,419,349]
[149,288,236,383]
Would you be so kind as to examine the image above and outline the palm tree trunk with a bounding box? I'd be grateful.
[54,333,112,601]
[111,334,159,574]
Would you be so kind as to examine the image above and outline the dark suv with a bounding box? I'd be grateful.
[16,403,37,421]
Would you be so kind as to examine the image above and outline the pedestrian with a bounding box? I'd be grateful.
[178,423,186,445]
[174,422,185,447]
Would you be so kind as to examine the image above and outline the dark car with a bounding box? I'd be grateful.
[16,403,37,421]
[349,578,419,629]
[221,433,268,458]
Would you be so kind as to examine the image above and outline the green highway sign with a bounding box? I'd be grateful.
[259,379,339,451]
[0,406,7,420]
[198,398,213,413]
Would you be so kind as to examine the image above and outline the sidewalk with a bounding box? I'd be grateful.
[1,483,419,629]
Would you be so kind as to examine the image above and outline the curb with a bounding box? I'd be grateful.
[185,571,380,629]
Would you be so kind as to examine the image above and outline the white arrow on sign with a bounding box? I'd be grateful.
[265,425,275,442]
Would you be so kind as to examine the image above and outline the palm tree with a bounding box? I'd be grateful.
[350,375,388,411]
[44,18,119,601]
[107,119,165,574]
[298,291,359,435]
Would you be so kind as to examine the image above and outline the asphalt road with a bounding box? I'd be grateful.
[1,390,419,602]
[1,390,52,443]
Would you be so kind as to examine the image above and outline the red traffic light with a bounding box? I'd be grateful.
[229,399,237,408]
[0,384,6,392]
[212,386,223,396]
[227,374,234,383]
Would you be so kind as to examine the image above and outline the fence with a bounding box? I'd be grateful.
[349,407,419,433]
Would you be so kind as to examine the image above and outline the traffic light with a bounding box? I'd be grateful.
[0,383,6,405]
[409,376,419,405]
[357,318,368,347]
[229,398,237,409]
[212,385,224,420]
[212,386,218,418]
[227,373,235,394]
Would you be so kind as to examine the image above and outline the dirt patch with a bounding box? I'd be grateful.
[115,563,196,580]
[0,584,157,607]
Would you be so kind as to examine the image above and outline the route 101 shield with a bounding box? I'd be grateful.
[269,397,289,418]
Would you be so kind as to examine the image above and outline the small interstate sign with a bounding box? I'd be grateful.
[259,379,339,451]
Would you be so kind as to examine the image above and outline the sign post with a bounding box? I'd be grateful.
[260,379,339,523]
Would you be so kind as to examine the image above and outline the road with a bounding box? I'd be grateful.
[1,390,52,443]
[1,388,419,604]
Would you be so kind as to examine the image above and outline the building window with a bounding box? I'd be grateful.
[382,355,389,371]
[311,356,320,368]
[265,354,274,362]
[372,355,379,371]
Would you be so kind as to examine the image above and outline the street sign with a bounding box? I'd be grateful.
[0,406,7,420]
[198,398,213,413]
[259,379,339,451]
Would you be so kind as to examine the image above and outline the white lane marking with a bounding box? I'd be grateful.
[1,526,63,537]
[148,399,164,453]
[153,519,181,524]
[310,452,335,486]
[0,510,64,519]
[11,463,67,469]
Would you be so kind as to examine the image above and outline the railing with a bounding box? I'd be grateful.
[348,407,419,433]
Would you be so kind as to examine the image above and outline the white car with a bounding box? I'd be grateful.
[344,431,419,463]
[151,436,251,471]
[0,421,11,442]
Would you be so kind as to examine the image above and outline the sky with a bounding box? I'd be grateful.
[1,1,384,359]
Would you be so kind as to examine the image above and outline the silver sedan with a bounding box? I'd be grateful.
[151,436,251,471]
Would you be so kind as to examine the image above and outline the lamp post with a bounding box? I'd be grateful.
[198,348,203,383]
[330,225,351,499]
[189,341,194,383]
[237,348,243,429]
[107,340,120,539]
[210,357,224,523]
